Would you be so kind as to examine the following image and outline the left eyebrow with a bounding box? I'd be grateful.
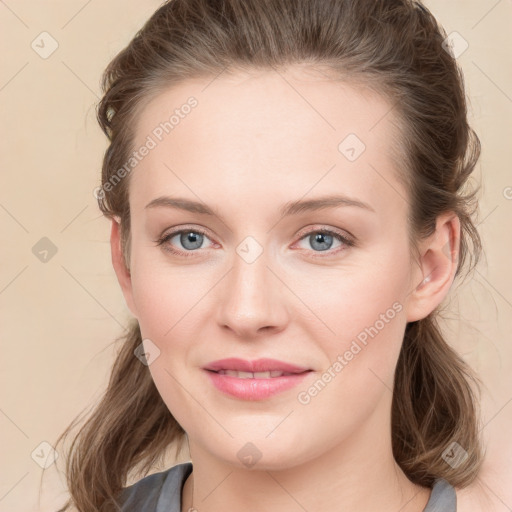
[279,194,375,216]
[144,193,375,217]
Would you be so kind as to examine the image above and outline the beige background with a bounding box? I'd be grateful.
[1,1,511,510]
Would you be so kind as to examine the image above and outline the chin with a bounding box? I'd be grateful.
[206,436,318,472]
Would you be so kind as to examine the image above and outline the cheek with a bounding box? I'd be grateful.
[129,252,209,340]
[292,250,410,393]
[294,289,406,439]
[130,265,206,429]
[292,250,410,343]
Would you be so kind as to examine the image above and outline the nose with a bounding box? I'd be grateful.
[215,244,289,339]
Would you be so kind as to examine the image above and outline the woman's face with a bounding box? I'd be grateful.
[115,66,433,469]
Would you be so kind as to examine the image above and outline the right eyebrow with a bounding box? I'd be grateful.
[145,196,215,215]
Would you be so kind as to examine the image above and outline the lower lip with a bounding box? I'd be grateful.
[204,370,312,400]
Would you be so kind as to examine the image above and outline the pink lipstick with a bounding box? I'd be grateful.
[203,358,312,400]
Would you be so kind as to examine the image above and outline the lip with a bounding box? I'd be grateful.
[203,358,313,400]
[203,357,310,374]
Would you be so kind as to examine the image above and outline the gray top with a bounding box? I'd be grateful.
[119,462,456,511]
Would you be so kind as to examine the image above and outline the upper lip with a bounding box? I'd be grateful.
[203,358,311,374]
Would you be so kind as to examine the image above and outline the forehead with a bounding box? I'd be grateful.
[128,67,407,218]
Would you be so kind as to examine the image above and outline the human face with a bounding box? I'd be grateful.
[119,66,420,469]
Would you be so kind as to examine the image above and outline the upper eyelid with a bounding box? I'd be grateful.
[160,225,214,242]
[295,224,354,241]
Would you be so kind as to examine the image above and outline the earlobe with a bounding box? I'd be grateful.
[110,218,138,318]
[406,213,460,322]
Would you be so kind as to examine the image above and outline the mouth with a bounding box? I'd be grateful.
[207,369,307,378]
[203,357,311,374]
[202,358,313,400]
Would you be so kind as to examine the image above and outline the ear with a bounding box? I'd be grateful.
[405,212,460,322]
[110,217,138,318]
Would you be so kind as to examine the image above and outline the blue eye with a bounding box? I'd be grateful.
[295,229,354,257]
[156,228,212,257]
[173,231,205,251]
[307,232,337,251]
[155,226,354,258]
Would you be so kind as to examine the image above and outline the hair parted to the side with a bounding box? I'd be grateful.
[54,0,484,510]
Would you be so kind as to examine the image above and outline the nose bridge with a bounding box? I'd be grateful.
[217,235,286,336]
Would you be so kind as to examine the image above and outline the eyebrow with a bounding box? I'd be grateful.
[145,194,375,217]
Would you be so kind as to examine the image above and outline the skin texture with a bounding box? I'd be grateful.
[110,66,460,512]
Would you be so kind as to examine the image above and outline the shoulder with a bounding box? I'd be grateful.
[118,461,193,512]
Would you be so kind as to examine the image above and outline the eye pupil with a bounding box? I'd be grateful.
[181,231,203,250]
[310,232,333,251]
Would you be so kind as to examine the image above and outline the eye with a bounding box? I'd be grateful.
[155,227,214,257]
[293,227,355,257]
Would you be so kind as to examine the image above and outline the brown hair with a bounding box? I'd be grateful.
[54,0,484,510]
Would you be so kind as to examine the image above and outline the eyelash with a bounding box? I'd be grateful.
[154,226,355,259]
